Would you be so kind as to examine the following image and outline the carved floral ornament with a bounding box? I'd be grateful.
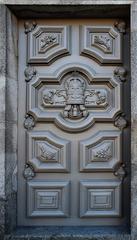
[24,114,35,130]
[114,113,127,130]
[114,163,126,181]
[40,34,57,49]
[43,71,107,120]
[24,66,37,82]
[24,21,37,34]
[23,163,35,180]
[114,67,127,82]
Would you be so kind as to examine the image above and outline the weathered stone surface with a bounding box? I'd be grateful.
[0,0,134,4]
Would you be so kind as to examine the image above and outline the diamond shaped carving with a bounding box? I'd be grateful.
[27,181,70,217]
[80,130,121,172]
[27,25,71,64]
[80,25,122,63]
[80,180,122,217]
[27,131,70,172]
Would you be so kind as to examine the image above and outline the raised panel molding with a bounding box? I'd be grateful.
[80,180,122,217]
[26,63,122,132]
[27,131,71,172]
[80,25,122,64]
[27,181,70,217]
[79,130,122,172]
[27,25,71,64]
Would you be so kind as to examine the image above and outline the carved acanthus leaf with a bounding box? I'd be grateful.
[24,114,35,130]
[114,21,126,33]
[24,66,37,82]
[94,35,112,52]
[114,164,126,181]
[24,21,37,34]
[114,114,127,130]
[114,67,127,82]
[23,164,35,180]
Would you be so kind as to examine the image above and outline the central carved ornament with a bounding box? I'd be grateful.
[42,71,107,120]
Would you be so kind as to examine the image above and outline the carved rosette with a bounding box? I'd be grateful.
[24,114,35,130]
[114,21,126,33]
[24,21,37,34]
[114,67,127,82]
[114,114,127,130]
[23,164,35,180]
[114,164,126,181]
[24,66,37,82]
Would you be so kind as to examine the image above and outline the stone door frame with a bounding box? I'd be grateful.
[0,1,136,239]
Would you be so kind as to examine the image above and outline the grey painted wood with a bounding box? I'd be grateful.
[18,19,130,226]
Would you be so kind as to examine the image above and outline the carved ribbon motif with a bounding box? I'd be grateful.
[42,71,107,120]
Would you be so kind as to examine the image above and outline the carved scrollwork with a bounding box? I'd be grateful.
[24,114,35,130]
[24,21,37,34]
[114,114,127,130]
[114,67,127,82]
[114,21,126,33]
[42,71,107,120]
[23,163,35,180]
[24,66,37,82]
[114,163,126,181]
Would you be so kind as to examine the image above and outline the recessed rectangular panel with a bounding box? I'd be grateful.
[27,180,70,217]
[80,180,122,217]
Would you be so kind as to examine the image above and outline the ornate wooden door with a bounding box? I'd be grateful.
[18,19,130,226]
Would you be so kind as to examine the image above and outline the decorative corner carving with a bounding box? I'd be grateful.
[114,21,126,33]
[24,114,35,130]
[24,21,37,34]
[12,165,17,192]
[114,67,127,82]
[23,163,35,180]
[114,114,127,130]
[114,163,126,181]
[24,66,37,82]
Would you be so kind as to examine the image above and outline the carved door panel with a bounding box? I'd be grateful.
[18,19,130,226]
